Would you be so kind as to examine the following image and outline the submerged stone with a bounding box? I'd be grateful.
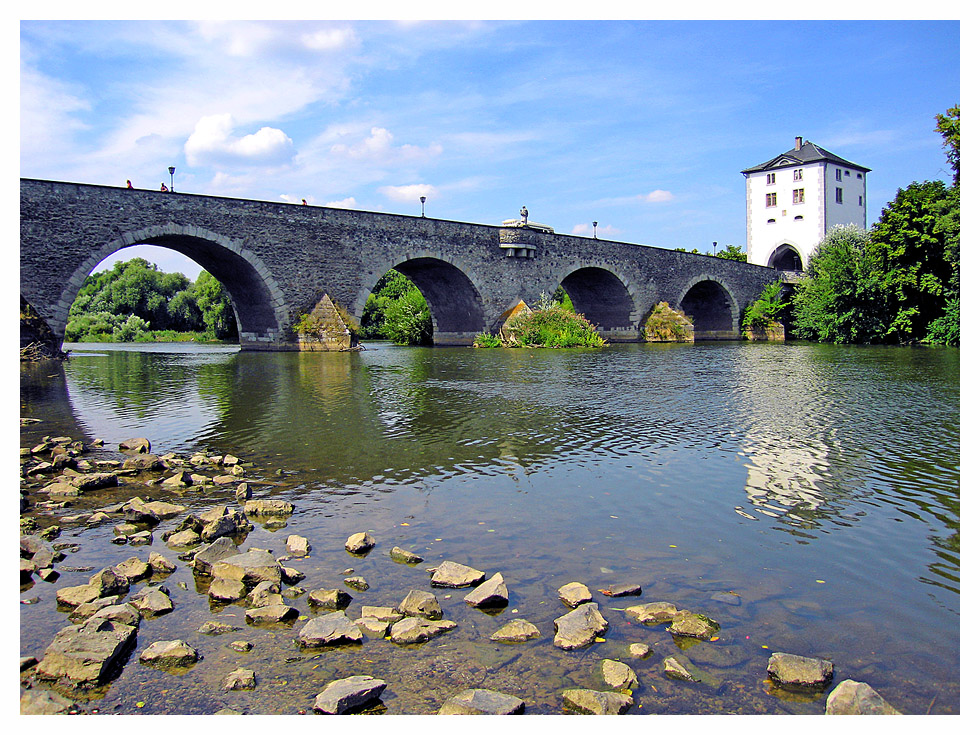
[561,688,632,715]
[490,619,540,643]
[439,688,525,715]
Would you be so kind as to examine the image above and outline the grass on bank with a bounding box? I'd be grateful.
[475,297,606,349]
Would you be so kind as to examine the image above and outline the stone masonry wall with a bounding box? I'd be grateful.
[21,179,779,348]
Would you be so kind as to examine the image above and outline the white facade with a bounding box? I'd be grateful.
[743,138,869,270]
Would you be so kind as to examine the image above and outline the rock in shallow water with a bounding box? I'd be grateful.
[313,675,386,714]
[427,560,485,588]
[344,532,375,554]
[139,639,199,668]
[553,602,608,650]
[667,610,720,639]
[767,651,834,689]
[464,572,509,608]
[490,619,540,643]
[296,611,363,647]
[439,688,525,715]
[36,618,137,688]
[224,667,256,690]
[557,582,592,608]
[397,589,442,619]
[825,679,901,715]
[561,688,632,715]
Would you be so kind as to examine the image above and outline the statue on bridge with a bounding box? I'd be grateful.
[520,206,528,225]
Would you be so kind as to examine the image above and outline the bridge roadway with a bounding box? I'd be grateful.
[20,179,780,350]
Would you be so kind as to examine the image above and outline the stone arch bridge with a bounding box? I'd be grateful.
[21,179,780,350]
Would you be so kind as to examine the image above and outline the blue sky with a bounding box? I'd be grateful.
[19,18,960,280]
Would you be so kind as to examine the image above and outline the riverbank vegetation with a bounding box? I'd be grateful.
[360,270,432,345]
[778,106,959,346]
[475,292,606,348]
[65,259,238,343]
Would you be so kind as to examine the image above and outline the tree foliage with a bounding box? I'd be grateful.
[66,258,238,342]
[715,244,747,262]
[935,105,959,186]
[360,270,433,345]
[791,225,889,344]
[789,107,959,346]
[742,280,787,332]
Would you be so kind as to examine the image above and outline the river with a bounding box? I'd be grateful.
[20,340,959,715]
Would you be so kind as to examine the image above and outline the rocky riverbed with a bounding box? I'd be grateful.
[20,424,903,716]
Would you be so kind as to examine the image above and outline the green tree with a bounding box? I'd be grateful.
[360,270,433,344]
[194,271,238,340]
[791,225,888,344]
[935,105,959,186]
[715,244,747,262]
[742,280,787,333]
[870,180,955,342]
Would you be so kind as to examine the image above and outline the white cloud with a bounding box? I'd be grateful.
[325,197,358,208]
[301,28,358,52]
[642,190,675,203]
[379,184,437,202]
[572,223,621,237]
[19,62,91,170]
[185,114,295,168]
[330,127,442,162]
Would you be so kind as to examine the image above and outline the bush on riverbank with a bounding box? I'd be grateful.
[476,296,606,348]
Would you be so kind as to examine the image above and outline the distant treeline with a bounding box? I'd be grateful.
[66,258,237,343]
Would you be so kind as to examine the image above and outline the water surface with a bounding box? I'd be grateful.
[20,341,959,714]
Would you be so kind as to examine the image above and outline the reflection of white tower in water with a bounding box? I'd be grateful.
[731,351,843,522]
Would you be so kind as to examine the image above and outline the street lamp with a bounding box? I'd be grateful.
[593,221,598,239]
[713,241,717,255]
[168,166,175,193]
[420,196,426,217]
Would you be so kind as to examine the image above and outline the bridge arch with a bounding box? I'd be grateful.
[355,252,488,345]
[57,224,289,349]
[676,275,740,340]
[557,264,637,336]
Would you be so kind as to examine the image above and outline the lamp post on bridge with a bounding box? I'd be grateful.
[713,241,717,256]
[593,221,598,239]
[420,196,426,217]
[168,166,175,193]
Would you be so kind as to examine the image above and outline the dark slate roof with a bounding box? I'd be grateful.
[741,140,871,175]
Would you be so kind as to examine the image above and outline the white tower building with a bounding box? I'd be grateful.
[742,137,870,271]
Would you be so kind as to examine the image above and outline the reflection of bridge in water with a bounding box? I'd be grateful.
[21,179,779,350]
